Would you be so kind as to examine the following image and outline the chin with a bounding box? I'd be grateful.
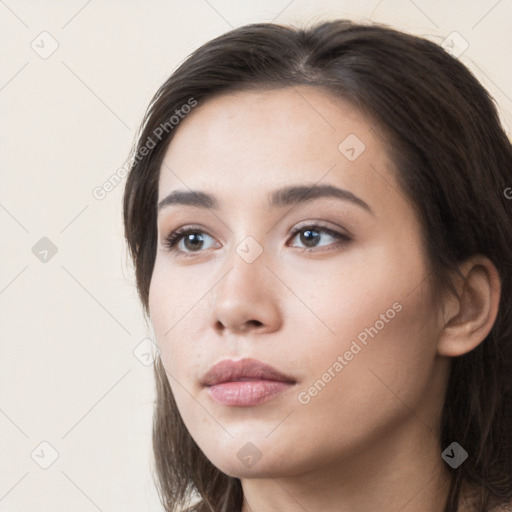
[200,437,306,479]
[210,454,288,479]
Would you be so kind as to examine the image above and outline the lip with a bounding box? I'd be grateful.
[201,358,296,407]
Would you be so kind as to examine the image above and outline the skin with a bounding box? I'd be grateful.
[148,86,501,512]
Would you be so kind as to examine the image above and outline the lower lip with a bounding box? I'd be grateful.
[207,380,294,406]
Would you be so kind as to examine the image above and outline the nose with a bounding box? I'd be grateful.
[210,247,282,335]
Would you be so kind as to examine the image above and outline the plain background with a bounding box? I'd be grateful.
[1,1,511,511]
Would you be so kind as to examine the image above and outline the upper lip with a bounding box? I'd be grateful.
[201,358,296,386]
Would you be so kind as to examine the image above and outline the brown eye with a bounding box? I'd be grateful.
[289,225,350,250]
[297,229,321,248]
[164,228,217,253]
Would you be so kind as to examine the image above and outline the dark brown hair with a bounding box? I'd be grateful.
[123,19,512,512]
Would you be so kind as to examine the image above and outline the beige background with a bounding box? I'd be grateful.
[1,1,511,511]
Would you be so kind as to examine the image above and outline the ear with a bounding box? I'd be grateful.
[437,255,501,357]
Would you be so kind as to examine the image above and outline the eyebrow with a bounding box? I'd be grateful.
[157,184,373,214]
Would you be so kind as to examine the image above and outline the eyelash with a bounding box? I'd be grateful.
[163,223,351,256]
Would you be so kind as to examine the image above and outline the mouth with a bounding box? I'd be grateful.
[201,358,296,407]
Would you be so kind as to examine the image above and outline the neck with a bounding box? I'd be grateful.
[240,415,454,512]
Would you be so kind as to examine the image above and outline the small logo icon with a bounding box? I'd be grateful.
[31,441,59,469]
[31,31,59,59]
[236,236,263,264]
[441,32,469,58]
[32,237,58,263]
[237,442,262,468]
[133,338,160,366]
[338,134,366,161]
[441,442,468,469]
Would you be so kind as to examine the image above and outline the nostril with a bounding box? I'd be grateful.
[215,319,263,332]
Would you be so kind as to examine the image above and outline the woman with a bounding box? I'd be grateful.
[123,19,512,512]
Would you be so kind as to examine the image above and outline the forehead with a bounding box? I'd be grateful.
[158,86,398,212]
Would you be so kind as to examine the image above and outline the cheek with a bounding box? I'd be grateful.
[148,265,184,373]
[294,239,438,408]
[295,261,439,439]
[287,245,418,352]
[148,261,211,389]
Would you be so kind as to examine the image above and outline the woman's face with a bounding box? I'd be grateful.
[148,87,447,478]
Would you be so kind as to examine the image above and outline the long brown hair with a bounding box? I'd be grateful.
[123,20,512,512]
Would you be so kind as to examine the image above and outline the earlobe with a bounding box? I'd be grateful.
[437,256,501,357]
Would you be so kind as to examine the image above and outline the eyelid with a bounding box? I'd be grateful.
[288,219,353,239]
